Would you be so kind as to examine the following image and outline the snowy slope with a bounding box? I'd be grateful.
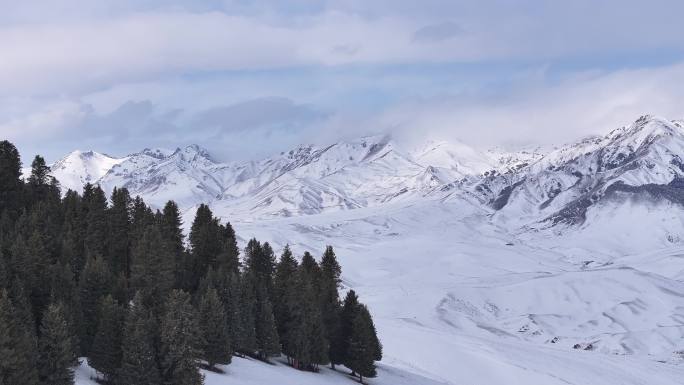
[76,356,449,385]
[58,115,684,384]
[51,150,126,192]
[479,115,684,228]
[228,197,684,384]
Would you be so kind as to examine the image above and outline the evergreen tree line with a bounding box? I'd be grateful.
[0,140,382,385]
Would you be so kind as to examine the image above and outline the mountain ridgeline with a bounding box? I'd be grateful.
[45,115,684,235]
[0,140,382,385]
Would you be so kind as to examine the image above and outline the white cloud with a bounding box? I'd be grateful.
[3,1,683,96]
[373,63,684,149]
[3,0,684,160]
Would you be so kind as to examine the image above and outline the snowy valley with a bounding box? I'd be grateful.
[52,115,684,385]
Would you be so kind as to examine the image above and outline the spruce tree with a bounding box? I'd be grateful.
[338,290,360,367]
[9,236,30,288]
[198,287,231,368]
[0,140,23,219]
[0,252,7,291]
[89,295,124,384]
[25,230,53,321]
[273,245,298,359]
[236,274,257,355]
[160,290,204,385]
[84,185,108,260]
[320,246,343,368]
[255,290,280,360]
[27,155,56,204]
[208,268,243,352]
[119,293,161,385]
[188,204,222,291]
[130,225,174,313]
[48,263,81,361]
[345,305,379,384]
[160,201,185,288]
[79,257,111,354]
[107,187,131,277]
[244,239,276,298]
[0,289,39,385]
[60,191,85,280]
[129,196,154,249]
[289,268,329,371]
[9,279,37,337]
[28,155,50,185]
[300,251,321,293]
[216,223,240,274]
[38,303,76,385]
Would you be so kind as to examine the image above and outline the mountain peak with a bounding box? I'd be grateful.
[51,149,124,192]
[171,144,215,162]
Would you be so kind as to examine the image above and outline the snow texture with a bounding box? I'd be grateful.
[64,115,684,384]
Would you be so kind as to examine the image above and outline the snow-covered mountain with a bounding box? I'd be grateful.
[52,115,684,231]
[51,150,125,190]
[51,134,507,218]
[52,115,684,385]
[475,115,684,229]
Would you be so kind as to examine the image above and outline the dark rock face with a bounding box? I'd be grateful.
[491,179,525,210]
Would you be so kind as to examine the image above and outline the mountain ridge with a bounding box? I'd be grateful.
[44,115,684,229]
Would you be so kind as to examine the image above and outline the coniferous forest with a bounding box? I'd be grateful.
[0,140,382,385]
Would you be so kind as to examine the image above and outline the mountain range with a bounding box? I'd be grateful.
[47,115,684,231]
[49,115,684,385]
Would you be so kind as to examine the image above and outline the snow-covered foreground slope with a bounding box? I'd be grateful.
[226,197,684,384]
[76,356,448,385]
[60,115,684,384]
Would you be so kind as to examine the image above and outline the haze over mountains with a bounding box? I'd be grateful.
[51,115,684,385]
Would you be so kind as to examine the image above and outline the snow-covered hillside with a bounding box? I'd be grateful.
[55,115,684,384]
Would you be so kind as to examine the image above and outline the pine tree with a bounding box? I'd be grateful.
[197,267,243,355]
[345,305,379,384]
[0,140,23,219]
[84,185,108,260]
[9,279,37,337]
[0,289,39,385]
[28,155,50,185]
[260,242,276,298]
[129,196,154,249]
[60,190,86,280]
[289,268,329,371]
[198,287,231,368]
[320,246,343,368]
[160,290,204,385]
[212,269,242,353]
[187,204,222,291]
[130,225,174,313]
[160,201,185,288]
[244,239,276,298]
[107,187,131,277]
[89,295,124,384]
[79,257,111,354]
[0,251,7,291]
[27,155,59,205]
[236,274,257,355]
[255,290,280,360]
[216,223,240,274]
[119,293,161,385]
[338,290,360,367]
[273,245,298,359]
[300,251,321,293]
[48,263,81,361]
[25,230,53,324]
[38,303,76,385]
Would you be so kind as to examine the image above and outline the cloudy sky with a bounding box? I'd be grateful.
[3,0,684,162]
